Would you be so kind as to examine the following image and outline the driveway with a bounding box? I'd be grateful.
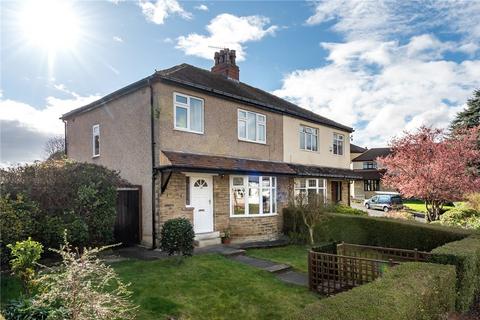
[351,202,385,217]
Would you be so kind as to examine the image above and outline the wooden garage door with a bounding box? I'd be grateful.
[114,188,140,246]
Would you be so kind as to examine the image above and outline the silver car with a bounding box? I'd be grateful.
[364,193,403,212]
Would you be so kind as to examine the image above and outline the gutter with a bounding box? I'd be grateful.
[148,78,157,249]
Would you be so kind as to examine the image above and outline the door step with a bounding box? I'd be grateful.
[194,231,221,248]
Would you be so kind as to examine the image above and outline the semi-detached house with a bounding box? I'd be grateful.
[62,49,362,247]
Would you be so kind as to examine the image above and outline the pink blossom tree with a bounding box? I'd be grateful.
[379,126,480,222]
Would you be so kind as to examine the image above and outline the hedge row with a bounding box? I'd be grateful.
[431,235,480,312]
[283,208,471,251]
[293,262,456,320]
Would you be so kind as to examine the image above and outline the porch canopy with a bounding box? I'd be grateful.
[157,151,362,180]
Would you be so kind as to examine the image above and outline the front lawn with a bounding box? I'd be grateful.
[1,254,318,320]
[246,245,313,273]
[403,199,456,213]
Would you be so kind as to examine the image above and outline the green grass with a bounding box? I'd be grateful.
[246,245,313,273]
[403,199,456,213]
[1,254,319,320]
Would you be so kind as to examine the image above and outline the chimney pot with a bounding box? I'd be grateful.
[211,48,239,81]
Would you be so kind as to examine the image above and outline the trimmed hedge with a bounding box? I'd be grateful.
[430,235,480,312]
[284,208,472,251]
[293,262,456,320]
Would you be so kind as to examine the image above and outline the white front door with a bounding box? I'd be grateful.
[190,175,213,234]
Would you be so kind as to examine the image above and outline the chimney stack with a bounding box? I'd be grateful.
[211,48,239,81]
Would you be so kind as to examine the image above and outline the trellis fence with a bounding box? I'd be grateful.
[308,242,431,295]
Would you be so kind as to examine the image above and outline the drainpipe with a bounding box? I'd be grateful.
[148,78,157,249]
[63,120,68,156]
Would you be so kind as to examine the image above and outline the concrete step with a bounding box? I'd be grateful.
[194,231,220,241]
[194,237,222,248]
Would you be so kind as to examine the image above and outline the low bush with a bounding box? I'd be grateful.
[331,204,367,216]
[7,238,43,295]
[437,208,480,230]
[293,262,456,320]
[283,209,471,251]
[3,298,68,320]
[430,235,480,312]
[160,218,195,256]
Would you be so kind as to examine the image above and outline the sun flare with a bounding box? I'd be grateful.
[20,0,81,52]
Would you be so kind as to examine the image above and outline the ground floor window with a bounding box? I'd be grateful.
[294,178,327,203]
[231,176,277,216]
[364,179,380,191]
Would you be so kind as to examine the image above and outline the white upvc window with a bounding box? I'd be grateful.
[300,125,318,151]
[230,175,276,216]
[174,92,204,134]
[294,178,327,203]
[237,109,266,143]
[333,133,344,155]
[92,124,100,157]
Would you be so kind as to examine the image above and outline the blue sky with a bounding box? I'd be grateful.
[1,0,480,165]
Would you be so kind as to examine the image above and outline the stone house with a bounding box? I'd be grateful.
[62,49,361,247]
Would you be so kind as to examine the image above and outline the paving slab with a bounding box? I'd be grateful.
[276,270,308,287]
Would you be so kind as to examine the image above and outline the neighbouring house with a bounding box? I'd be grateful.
[61,49,361,247]
[350,147,395,200]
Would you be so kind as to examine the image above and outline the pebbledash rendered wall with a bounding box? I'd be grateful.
[156,172,292,243]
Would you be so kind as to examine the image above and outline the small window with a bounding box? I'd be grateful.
[333,133,344,155]
[92,124,100,157]
[364,180,380,191]
[238,109,266,143]
[300,125,318,151]
[363,161,377,169]
[193,179,208,188]
[174,93,204,134]
[185,177,190,206]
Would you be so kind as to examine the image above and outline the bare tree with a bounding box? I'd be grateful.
[293,192,331,245]
[44,136,65,160]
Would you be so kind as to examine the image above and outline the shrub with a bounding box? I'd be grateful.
[465,193,480,212]
[438,208,480,230]
[384,210,414,221]
[0,160,125,254]
[332,204,367,216]
[292,262,456,320]
[160,218,195,256]
[7,238,43,295]
[3,298,68,320]
[34,234,137,320]
[283,209,471,250]
[430,236,480,312]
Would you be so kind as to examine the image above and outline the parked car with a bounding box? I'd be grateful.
[363,192,403,212]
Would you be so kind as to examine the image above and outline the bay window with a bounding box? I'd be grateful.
[294,178,327,203]
[174,92,204,133]
[231,176,276,216]
[238,109,266,143]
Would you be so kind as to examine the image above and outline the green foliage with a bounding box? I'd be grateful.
[437,207,480,230]
[0,160,124,259]
[283,209,471,250]
[160,218,195,256]
[430,236,480,312]
[3,297,69,320]
[332,204,367,216]
[293,262,456,320]
[450,89,480,131]
[7,238,43,295]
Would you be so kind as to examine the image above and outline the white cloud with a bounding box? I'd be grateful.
[195,4,208,11]
[176,13,278,61]
[138,0,192,25]
[0,88,100,165]
[163,37,173,43]
[113,36,124,42]
[273,36,480,147]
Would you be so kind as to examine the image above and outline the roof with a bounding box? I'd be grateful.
[158,151,296,175]
[289,163,363,180]
[350,143,367,154]
[158,151,362,179]
[353,169,385,180]
[352,148,392,162]
[62,64,353,132]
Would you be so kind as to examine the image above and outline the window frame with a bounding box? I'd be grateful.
[173,92,205,134]
[237,109,266,144]
[299,125,319,152]
[293,178,327,203]
[332,133,345,156]
[229,175,277,217]
[363,161,377,169]
[92,124,100,158]
[364,179,380,191]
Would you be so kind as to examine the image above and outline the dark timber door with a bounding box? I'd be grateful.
[115,189,140,246]
[331,181,342,204]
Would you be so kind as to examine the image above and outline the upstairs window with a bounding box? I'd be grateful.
[174,93,204,134]
[300,125,318,151]
[238,109,266,143]
[363,161,377,169]
[92,124,100,157]
[333,133,344,155]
